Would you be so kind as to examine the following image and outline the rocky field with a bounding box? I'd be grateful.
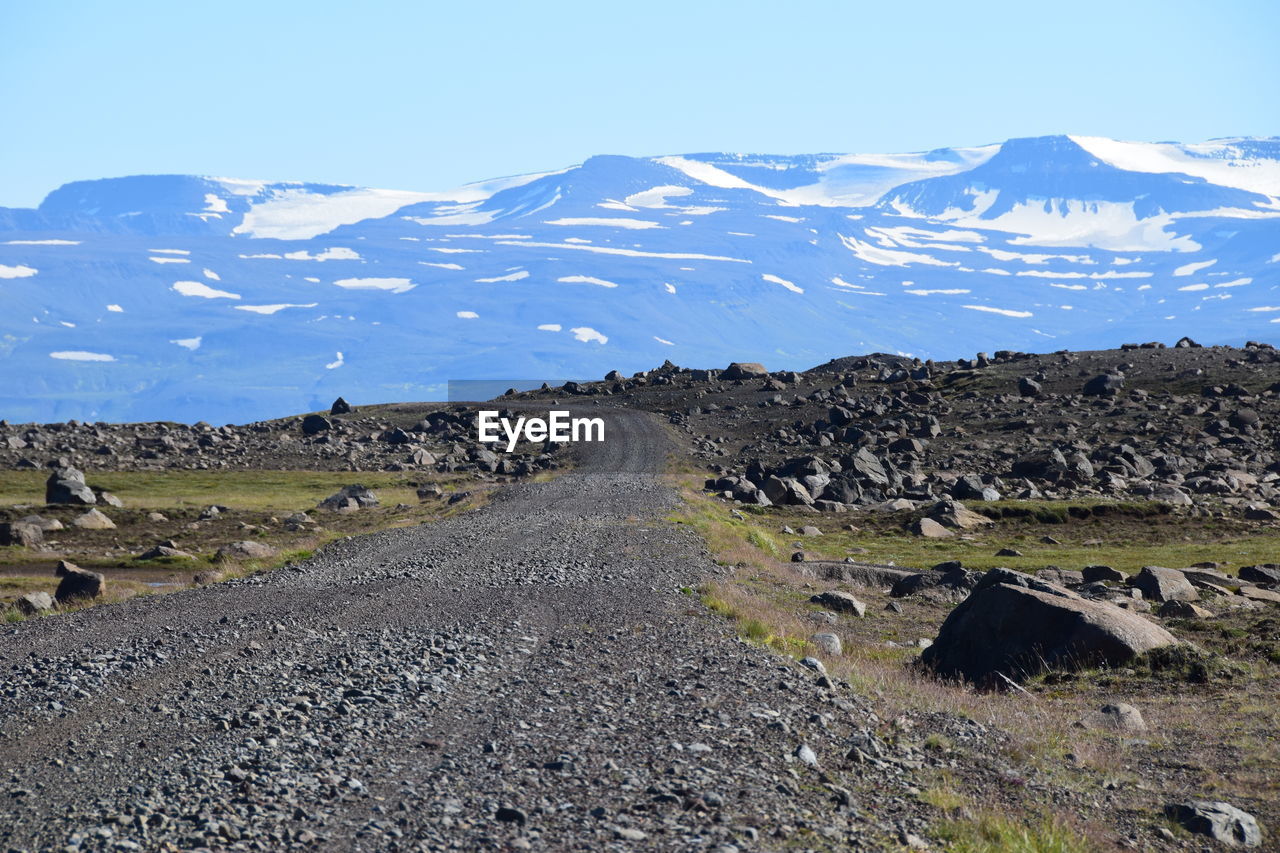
[1,341,1278,851]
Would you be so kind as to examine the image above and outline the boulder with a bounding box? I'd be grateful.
[1239,564,1280,585]
[0,521,43,547]
[921,568,1179,683]
[1077,702,1146,733]
[138,540,195,560]
[1082,373,1124,397]
[927,500,994,530]
[53,561,105,604]
[416,484,445,501]
[17,515,63,532]
[721,362,768,381]
[72,508,116,530]
[215,541,278,562]
[15,591,55,616]
[910,517,954,538]
[1133,566,1198,602]
[1164,801,1261,847]
[1239,586,1280,605]
[1159,600,1214,619]
[1017,377,1042,397]
[891,565,978,599]
[301,414,332,435]
[809,591,866,617]
[330,396,353,415]
[45,466,96,505]
[810,632,843,655]
[1082,564,1125,584]
[319,484,379,512]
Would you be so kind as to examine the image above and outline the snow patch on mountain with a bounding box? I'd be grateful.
[172,281,240,299]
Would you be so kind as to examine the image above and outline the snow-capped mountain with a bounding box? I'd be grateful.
[2,134,1278,423]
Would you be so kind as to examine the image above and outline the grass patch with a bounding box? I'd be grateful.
[935,813,1093,853]
[0,469,444,512]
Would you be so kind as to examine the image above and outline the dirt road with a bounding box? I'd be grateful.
[0,408,922,851]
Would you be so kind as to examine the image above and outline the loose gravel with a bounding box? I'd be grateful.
[1,409,930,851]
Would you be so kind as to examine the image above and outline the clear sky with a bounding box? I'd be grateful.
[1,0,1276,208]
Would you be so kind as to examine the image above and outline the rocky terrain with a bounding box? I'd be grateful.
[510,338,1280,513]
[0,399,560,476]
[1,341,1277,850]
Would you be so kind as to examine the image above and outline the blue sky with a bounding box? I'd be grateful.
[1,0,1276,207]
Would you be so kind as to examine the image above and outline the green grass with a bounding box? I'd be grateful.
[755,501,1280,575]
[935,813,1094,853]
[0,469,435,512]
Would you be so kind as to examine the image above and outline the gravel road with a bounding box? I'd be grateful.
[1,408,931,852]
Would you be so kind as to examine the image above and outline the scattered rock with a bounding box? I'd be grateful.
[138,541,195,560]
[721,362,768,381]
[1239,586,1280,605]
[215,541,278,562]
[809,632,842,655]
[1077,703,1146,732]
[301,414,332,436]
[1164,801,1262,847]
[0,521,43,547]
[1083,565,1125,584]
[15,591,55,616]
[53,561,105,604]
[910,518,954,538]
[45,466,96,505]
[72,508,116,530]
[809,591,866,617]
[921,568,1180,683]
[1238,564,1280,585]
[1158,600,1215,619]
[319,485,379,512]
[927,500,994,530]
[1133,566,1198,603]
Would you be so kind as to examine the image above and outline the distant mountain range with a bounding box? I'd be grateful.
[1,134,1278,423]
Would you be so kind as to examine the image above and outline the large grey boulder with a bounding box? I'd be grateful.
[0,521,43,547]
[1133,566,1198,602]
[1165,801,1262,847]
[921,568,1179,683]
[45,466,96,505]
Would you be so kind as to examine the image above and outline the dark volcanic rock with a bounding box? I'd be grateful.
[53,561,105,604]
[921,568,1178,683]
[301,414,332,435]
[330,396,353,415]
[1082,373,1125,397]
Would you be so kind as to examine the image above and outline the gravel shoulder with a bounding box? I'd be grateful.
[0,408,925,852]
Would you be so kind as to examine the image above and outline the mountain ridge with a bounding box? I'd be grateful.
[1,133,1277,423]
